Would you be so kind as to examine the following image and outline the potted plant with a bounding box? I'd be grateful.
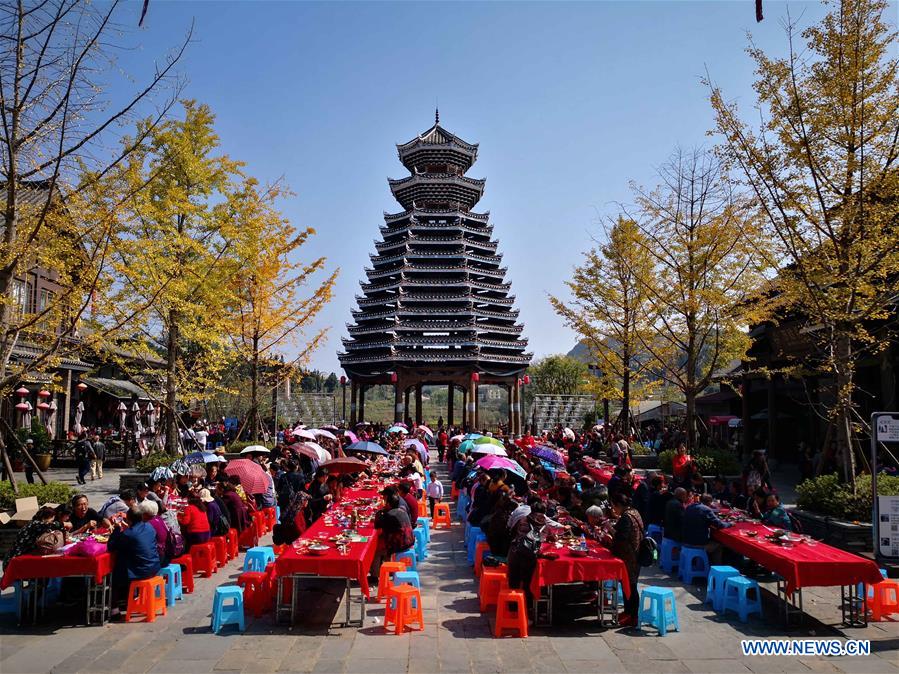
[28,420,53,471]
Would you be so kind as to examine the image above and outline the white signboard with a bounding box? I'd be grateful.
[877,496,899,559]
[875,416,899,442]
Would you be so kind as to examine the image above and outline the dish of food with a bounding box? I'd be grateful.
[743,530,758,537]
[567,546,588,557]
[307,543,330,555]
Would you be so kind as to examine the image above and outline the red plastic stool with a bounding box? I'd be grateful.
[272,544,287,556]
[384,584,424,634]
[252,511,266,538]
[237,571,271,617]
[225,529,239,559]
[479,568,509,612]
[263,507,277,531]
[433,502,452,528]
[211,536,228,568]
[190,542,217,578]
[494,589,528,637]
[238,525,259,550]
[474,541,491,578]
[870,580,899,621]
[172,554,195,593]
[451,484,460,500]
[125,577,166,622]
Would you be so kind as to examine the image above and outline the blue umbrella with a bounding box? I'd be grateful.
[150,466,173,481]
[185,451,219,465]
[346,441,388,456]
[387,425,408,435]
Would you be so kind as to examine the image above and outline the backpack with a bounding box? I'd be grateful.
[164,526,184,562]
[211,511,230,537]
[513,521,543,560]
[637,535,658,567]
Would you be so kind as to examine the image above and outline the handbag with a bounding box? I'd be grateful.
[33,530,66,555]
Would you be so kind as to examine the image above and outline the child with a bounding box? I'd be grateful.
[426,471,445,518]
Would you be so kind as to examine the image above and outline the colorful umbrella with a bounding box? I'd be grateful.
[150,466,173,481]
[469,444,508,457]
[345,441,388,456]
[475,455,527,479]
[185,451,220,465]
[311,428,337,441]
[562,427,575,440]
[343,430,359,443]
[458,439,476,454]
[403,438,428,462]
[387,425,408,435]
[450,434,466,443]
[170,459,191,476]
[291,442,331,462]
[320,457,369,475]
[224,458,269,494]
[417,425,434,437]
[293,428,317,441]
[529,444,565,466]
[473,436,504,448]
[240,445,270,455]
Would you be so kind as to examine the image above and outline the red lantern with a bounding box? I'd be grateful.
[517,378,523,387]
[15,402,29,411]
[38,389,51,398]
[390,372,398,384]
[471,372,480,383]
[15,387,29,397]
[37,401,50,410]
[523,375,531,385]
[76,382,88,392]
[340,375,347,385]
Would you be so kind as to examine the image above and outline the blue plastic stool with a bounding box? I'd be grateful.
[211,586,245,633]
[660,538,681,573]
[678,546,710,583]
[601,580,625,609]
[467,529,487,565]
[646,524,664,546]
[638,587,680,636]
[393,548,417,570]
[413,527,428,561]
[858,568,888,600]
[394,570,421,590]
[244,546,276,572]
[417,517,432,544]
[458,493,470,523]
[722,577,762,622]
[159,564,184,606]
[275,505,281,521]
[705,566,740,612]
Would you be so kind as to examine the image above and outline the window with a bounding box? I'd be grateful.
[38,288,53,312]
[11,279,33,316]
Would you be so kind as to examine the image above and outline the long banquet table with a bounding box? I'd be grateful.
[273,486,382,626]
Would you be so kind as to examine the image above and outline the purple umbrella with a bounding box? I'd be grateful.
[343,430,359,443]
[529,444,565,466]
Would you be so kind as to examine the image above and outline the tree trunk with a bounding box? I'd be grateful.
[250,332,260,442]
[834,332,857,490]
[621,351,631,435]
[165,310,179,454]
[685,389,697,451]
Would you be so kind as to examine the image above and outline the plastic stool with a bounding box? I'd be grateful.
[479,568,509,612]
[638,587,679,636]
[190,542,218,578]
[238,524,258,550]
[418,500,429,519]
[264,507,277,531]
[679,546,710,584]
[457,493,470,523]
[474,541,491,578]
[433,502,452,528]
[494,589,528,638]
[252,511,266,538]
[413,527,428,561]
[468,528,487,565]
[237,571,271,618]
[125,577,167,622]
[392,549,417,570]
[601,580,625,609]
[706,566,740,612]
[225,529,239,559]
[211,586,245,633]
[451,483,460,500]
[646,524,664,545]
[416,517,431,544]
[244,546,276,572]
[870,579,899,621]
[377,561,407,602]
[384,584,424,634]
[722,576,762,622]
[393,570,421,590]
[159,564,184,606]
[210,536,228,567]
[172,554,195,593]
[660,538,680,574]
[857,568,888,600]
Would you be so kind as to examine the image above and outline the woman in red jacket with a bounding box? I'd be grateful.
[177,495,211,551]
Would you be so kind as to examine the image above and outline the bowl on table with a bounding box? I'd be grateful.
[306,543,330,555]
[743,530,758,538]
[567,546,588,558]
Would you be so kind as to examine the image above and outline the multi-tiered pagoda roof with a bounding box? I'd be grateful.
[338,116,532,379]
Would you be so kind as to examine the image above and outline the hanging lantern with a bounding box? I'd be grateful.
[76,382,88,392]
[390,372,398,384]
[37,389,51,399]
[517,378,523,387]
[37,401,50,411]
[340,375,347,385]
[15,387,29,397]
[523,375,531,386]
[15,401,29,411]
[471,372,480,383]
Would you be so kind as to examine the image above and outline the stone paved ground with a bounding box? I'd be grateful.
[2,469,898,674]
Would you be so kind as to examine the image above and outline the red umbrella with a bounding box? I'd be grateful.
[320,457,369,475]
[224,459,269,494]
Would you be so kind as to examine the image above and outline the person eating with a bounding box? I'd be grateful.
[69,494,111,534]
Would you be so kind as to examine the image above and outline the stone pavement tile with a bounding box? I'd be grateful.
[215,651,260,671]
[438,655,472,674]
[168,635,239,661]
[827,656,899,673]
[408,657,440,673]
[117,655,155,674]
[48,655,100,674]
[243,657,281,673]
[343,658,410,674]
[555,634,617,660]
[148,659,218,674]
[683,659,753,674]
[744,659,809,673]
[530,653,567,673]
[563,657,626,673]
[622,653,691,673]
[468,657,502,673]
[311,659,346,674]
[795,658,843,673]
[76,648,132,673]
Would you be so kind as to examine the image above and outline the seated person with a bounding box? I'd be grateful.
[726,480,748,510]
[663,488,689,542]
[646,475,672,527]
[682,493,732,565]
[747,487,768,519]
[98,489,138,525]
[710,476,728,503]
[178,495,211,551]
[761,492,792,531]
[69,494,111,534]
[107,507,161,615]
[3,506,65,565]
[373,491,414,574]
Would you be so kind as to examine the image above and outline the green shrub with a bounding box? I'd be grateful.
[796,473,899,522]
[659,449,675,474]
[135,452,177,472]
[630,442,654,456]
[658,447,741,476]
[0,481,76,510]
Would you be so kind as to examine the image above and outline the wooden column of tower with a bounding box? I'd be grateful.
[415,385,423,425]
[394,381,403,423]
[447,384,455,427]
[358,384,366,424]
[350,380,358,425]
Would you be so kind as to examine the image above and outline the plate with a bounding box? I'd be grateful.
[567,547,588,557]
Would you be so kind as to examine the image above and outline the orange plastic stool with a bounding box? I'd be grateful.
[237,571,271,618]
[377,561,407,602]
[474,541,491,578]
[384,584,424,634]
[264,507,277,531]
[190,542,217,578]
[418,501,429,519]
[433,502,452,528]
[479,568,509,612]
[211,536,228,567]
[870,580,899,621]
[125,577,167,622]
[451,484,460,500]
[225,529,239,559]
[494,589,528,637]
[172,554,195,593]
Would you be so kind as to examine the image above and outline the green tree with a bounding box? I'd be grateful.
[528,355,589,395]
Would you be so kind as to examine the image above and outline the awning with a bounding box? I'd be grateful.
[81,377,153,401]
[708,415,740,426]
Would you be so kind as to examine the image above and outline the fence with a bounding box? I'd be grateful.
[529,394,596,432]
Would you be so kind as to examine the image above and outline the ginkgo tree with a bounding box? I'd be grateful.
[226,178,338,442]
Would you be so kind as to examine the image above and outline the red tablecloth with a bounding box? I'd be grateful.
[275,487,381,597]
[531,541,630,598]
[585,463,643,490]
[1,552,114,590]
[712,521,884,595]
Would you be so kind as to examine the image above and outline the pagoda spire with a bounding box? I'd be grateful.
[435,107,439,125]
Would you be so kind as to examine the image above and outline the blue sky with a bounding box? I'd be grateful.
[114,0,888,374]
